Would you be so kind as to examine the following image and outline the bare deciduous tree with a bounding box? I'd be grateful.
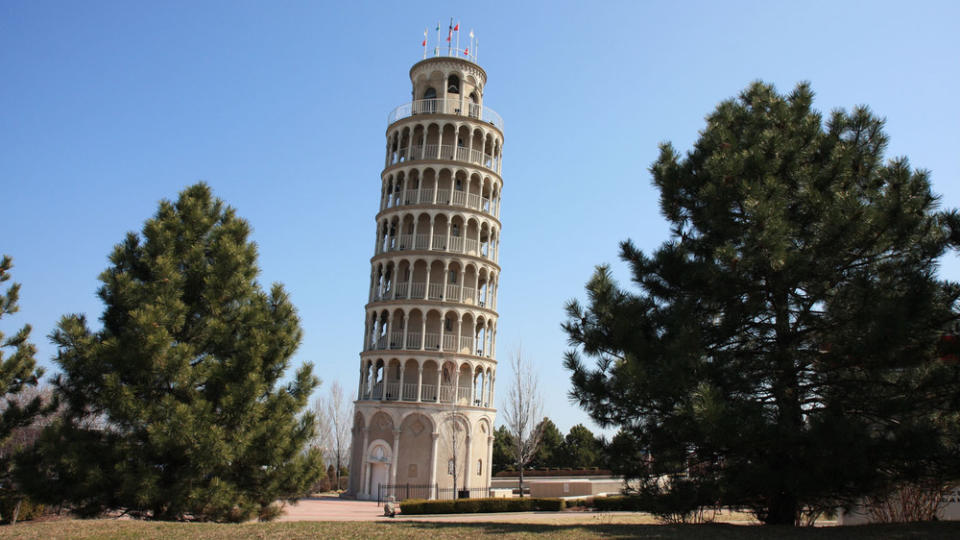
[314,381,351,491]
[443,407,467,498]
[501,349,543,497]
[866,480,954,523]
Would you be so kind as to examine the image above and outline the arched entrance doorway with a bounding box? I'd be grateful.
[366,440,392,499]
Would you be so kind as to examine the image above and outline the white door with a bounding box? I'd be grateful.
[369,462,388,498]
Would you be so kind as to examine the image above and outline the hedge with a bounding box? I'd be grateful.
[0,496,45,524]
[400,497,565,514]
[593,496,649,512]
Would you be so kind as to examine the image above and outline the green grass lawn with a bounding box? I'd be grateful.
[1,520,959,539]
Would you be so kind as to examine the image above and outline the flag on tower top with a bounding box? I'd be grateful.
[453,23,459,31]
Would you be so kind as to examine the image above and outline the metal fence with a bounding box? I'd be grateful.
[378,483,436,504]
[377,484,493,505]
[437,486,493,500]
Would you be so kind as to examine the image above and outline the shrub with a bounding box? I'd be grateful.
[533,498,565,511]
[594,496,645,512]
[0,496,45,524]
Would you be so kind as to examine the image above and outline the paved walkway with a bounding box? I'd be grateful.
[278,496,391,522]
[276,497,776,525]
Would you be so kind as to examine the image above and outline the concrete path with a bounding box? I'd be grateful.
[278,496,392,522]
[276,497,776,525]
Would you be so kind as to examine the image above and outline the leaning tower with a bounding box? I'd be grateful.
[348,47,504,501]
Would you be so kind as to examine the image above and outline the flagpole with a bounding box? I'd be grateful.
[423,28,428,59]
[469,30,474,62]
[447,18,453,56]
[435,21,440,57]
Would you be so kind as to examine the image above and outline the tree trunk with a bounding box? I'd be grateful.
[11,500,21,525]
[766,288,801,526]
[766,492,798,525]
[518,467,525,498]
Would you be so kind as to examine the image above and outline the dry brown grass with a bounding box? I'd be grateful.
[1,519,959,539]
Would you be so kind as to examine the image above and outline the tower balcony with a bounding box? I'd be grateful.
[386,143,501,173]
[388,98,503,132]
[358,381,491,408]
[376,233,498,263]
[382,187,500,219]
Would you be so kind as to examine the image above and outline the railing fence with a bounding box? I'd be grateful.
[377,483,493,505]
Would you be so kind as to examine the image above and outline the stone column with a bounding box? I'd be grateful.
[386,313,394,349]
[455,316,463,353]
[357,364,365,400]
[424,265,432,300]
[442,262,450,299]
[438,314,445,354]
[359,427,369,497]
[429,432,440,499]
[406,262,415,299]
[379,362,387,402]
[390,428,401,493]
[486,435,494,487]
[453,367,460,404]
[416,365,423,402]
[445,220,452,253]
[420,317,427,351]
[463,434,472,490]
[488,371,495,406]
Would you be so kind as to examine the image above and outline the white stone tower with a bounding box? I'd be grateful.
[348,49,504,501]
[350,50,503,499]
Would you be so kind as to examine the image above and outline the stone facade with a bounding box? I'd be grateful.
[348,54,504,500]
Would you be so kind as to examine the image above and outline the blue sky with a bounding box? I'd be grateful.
[3,1,959,436]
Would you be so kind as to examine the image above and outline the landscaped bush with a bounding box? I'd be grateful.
[0,495,45,524]
[399,497,565,514]
[593,483,720,523]
[593,495,648,512]
[532,498,565,511]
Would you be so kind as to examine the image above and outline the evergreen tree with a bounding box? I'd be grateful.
[562,424,601,469]
[0,256,46,518]
[564,82,960,525]
[491,425,515,474]
[531,417,564,468]
[19,184,323,522]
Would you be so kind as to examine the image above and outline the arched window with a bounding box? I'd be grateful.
[477,459,482,475]
[424,87,437,100]
[447,75,460,94]
[468,92,480,117]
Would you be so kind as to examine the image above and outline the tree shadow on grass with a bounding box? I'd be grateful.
[390,520,960,540]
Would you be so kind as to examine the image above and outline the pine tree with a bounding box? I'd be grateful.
[531,418,563,468]
[491,425,515,474]
[0,256,46,520]
[562,424,601,470]
[564,82,960,525]
[19,184,323,521]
